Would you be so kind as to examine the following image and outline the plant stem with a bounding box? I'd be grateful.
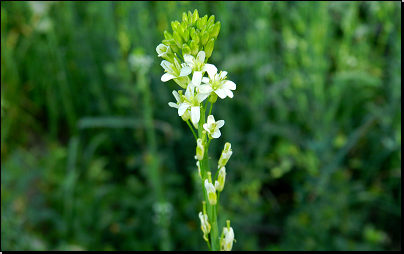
[197,104,220,251]
[186,120,198,141]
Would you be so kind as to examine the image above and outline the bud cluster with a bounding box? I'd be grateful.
[161,9,220,62]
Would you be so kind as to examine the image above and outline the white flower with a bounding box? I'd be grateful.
[218,142,233,168]
[183,51,206,72]
[160,59,191,83]
[199,212,211,241]
[215,167,226,192]
[221,226,235,251]
[168,90,182,109]
[204,179,217,205]
[178,83,208,126]
[198,65,236,99]
[183,51,218,89]
[156,43,169,58]
[203,115,225,139]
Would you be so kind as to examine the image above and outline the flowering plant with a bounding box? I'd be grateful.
[157,10,236,251]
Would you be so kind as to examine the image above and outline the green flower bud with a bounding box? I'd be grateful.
[196,18,203,30]
[191,31,200,45]
[171,20,180,33]
[188,11,194,26]
[164,30,173,40]
[182,12,188,24]
[181,109,190,121]
[190,40,199,56]
[204,38,215,58]
[173,31,183,48]
[201,31,209,46]
[163,38,179,52]
[207,15,215,27]
[174,76,189,89]
[211,21,221,38]
[196,138,204,161]
[182,43,191,56]
[182,29,190,42]
[201,15,208,28]
[215,167,226,192]
[209,93,217,103]
[192,9,199,25]
[180,21,187,33]
[218,142,232,168]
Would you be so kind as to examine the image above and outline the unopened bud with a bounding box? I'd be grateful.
[190,40,199,56]
[201,31,209,46]
[182,44,191,56]
[204,38,215,58]
[196,138,204,161]
[173,31,183,49]
[211,21,221,38]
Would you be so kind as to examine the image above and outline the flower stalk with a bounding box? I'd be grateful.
[157,9,235,251]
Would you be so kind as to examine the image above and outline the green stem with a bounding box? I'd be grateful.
[186,120,198,141]
[197,104,220,251]
[208,101,213,116]
[206,239,212,251]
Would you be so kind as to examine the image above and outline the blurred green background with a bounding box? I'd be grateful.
[1,1,401,251]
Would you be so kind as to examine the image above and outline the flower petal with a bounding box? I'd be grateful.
[178,103,189,116]
[225,89,234,98]
[185,85,194,99]
[203,63,218,80]
[219,71,228,79]
[202,77,210,84]
[172,90,180,102]
[192,71,203,86]
[222,80,236,90]
[217,120,225,128]
[207,115,215,125]
[197,92,210,103]
[156,43,166,55]
[184,54,194,66]
[198,85,213,94]
[161,73,175,82]
[191,106,200,125]
[197,51,206,63]
[168,102,179,108]
[214,89,227,99]
[160,60,171,71]
[203,123,209,132]
[180,66,192,77]
[212,130,221,139]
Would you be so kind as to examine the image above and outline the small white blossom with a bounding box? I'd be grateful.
[183,51,217,89]
[203,115,225,139]
[160,59,191,84]
[218,142,233,168]
[168,90,182,109]
[204,179,217,205]
[199,212,211,242]
[178,82,208,126]
[183,51,206,72]
[221,226,235,251]
[156,43,169,58]
[198,64,236,99]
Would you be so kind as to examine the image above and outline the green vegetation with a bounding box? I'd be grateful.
[1,1,401,251]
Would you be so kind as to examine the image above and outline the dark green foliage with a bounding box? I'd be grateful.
[1,1,401,251]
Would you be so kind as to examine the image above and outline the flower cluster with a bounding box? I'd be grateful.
[157,10,235,251]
